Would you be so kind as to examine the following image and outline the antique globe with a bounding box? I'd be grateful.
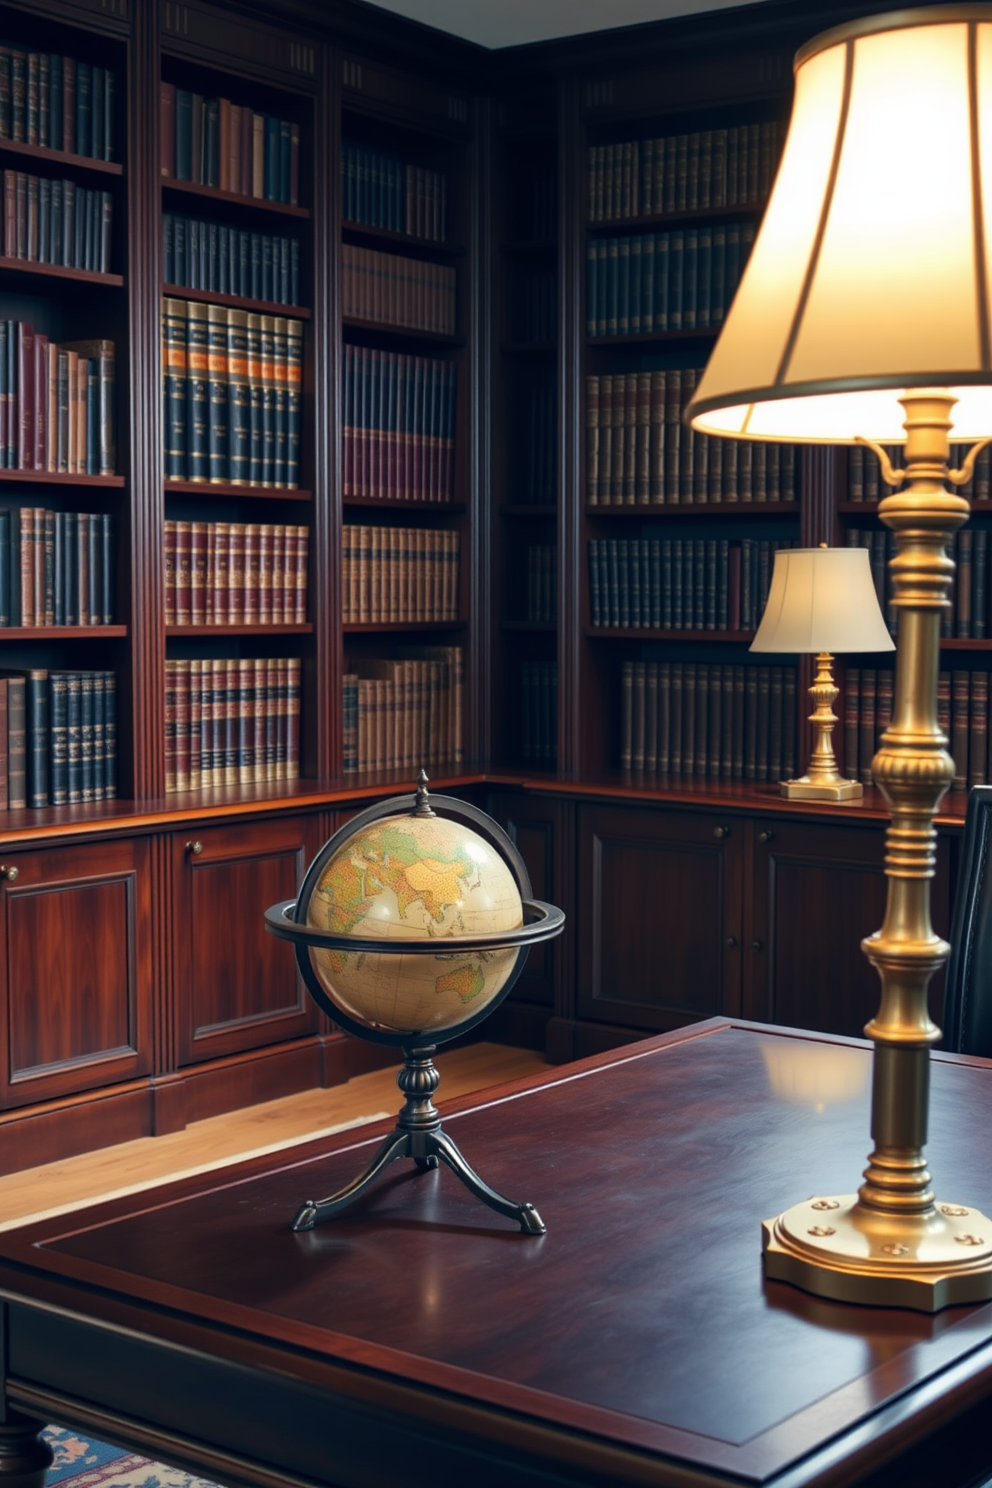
[265,774,565,1235]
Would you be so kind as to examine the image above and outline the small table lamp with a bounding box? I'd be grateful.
[688,5,992,1309]
[751,544,894,800]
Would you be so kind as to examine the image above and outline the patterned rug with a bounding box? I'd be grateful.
[43,1425,220,1488]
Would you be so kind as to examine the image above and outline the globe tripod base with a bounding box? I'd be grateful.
[290,1047,546,1235]
[763,1195,992,1312]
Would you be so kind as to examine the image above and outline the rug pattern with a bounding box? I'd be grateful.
[43,1427,220,1488]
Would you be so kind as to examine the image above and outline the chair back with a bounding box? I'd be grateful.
[944,785,992,1057]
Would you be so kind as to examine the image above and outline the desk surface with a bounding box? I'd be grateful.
[3,1020,992,1488]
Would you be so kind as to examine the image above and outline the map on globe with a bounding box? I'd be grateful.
[306,812,524,1036]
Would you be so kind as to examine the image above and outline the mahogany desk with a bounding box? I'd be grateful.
[2,1019,992,1488]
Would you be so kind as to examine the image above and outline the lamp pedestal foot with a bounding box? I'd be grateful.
[763,1194,992,1311]
[780,776,863,801]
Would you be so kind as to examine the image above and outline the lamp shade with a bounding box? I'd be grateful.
[687,6,992,443]
[750,547,896,653]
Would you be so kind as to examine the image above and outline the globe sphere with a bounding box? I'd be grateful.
[304,809,523,1037]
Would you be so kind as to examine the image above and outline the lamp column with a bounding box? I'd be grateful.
[860,391,967,1218]
[763,391,992,1309]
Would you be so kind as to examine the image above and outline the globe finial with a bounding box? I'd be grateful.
[413,769,435,818]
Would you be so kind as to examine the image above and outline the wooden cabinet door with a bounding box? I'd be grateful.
[745,817,952,1037]
[576,804,743,1032]
[0,838,152,1110]
[172,815,321,1066]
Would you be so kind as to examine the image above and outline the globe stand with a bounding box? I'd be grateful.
[291,1046,545,1234]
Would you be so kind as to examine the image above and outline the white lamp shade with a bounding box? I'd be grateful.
[688,7,992,443]
[750,547,896,653]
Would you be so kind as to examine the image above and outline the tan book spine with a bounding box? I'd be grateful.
[283,524,297,625]
[175,659,190,791]
[295,524,308,624]
[252,112,265,199]
[252,657,266,784]
[46,341,57,472]
[164,519,177,626]
[190,521,207,625]
[258,524,273,624]
[212,520,230,625]
[65,350,78,474]
[175,519,192,625]
[19,507,34,627]
[189,658,202,791]
[244,523,260,625]
[287,656,300,779]
[357,524,370,624]
[271,523,286,623]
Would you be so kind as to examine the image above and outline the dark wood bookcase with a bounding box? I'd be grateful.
[0,0,977,1171]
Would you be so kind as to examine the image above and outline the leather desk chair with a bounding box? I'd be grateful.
[943,785,992,1058]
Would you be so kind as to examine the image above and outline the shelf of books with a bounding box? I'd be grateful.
[338,87,472,780]
[492,97,558,772]
[576,97,805,785]
[159,45,317,798]
[0,7,128,814]
[839,444,992,800]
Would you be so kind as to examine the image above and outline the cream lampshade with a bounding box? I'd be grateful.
[686,6,992,1311]
[751,546,894,800]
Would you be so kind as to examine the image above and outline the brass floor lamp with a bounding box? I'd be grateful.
[688,5,992,1310]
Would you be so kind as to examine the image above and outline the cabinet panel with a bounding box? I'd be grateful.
[487,792,566,1009]
[0,839,152,1109]
[577,804,743,1031]
[746,818,952,1038]
[173,816,321,1065]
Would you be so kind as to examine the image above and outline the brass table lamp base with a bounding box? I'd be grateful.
[780,651,863,801]
[762,392,992,1311]
[763,1196,992,1312]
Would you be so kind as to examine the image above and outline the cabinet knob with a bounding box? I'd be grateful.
[725,936,738,948]
[712,825,730,839]
[758,829,775,844]
[751,939,764,952]
[186,840,204,856]
[0,864,19,882]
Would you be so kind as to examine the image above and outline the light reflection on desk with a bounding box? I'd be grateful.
[761,1037,869,1112]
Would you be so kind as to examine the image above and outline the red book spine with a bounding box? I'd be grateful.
[33,332,47,472]
[164,519,176,625]
[175,520,192,625]
[190,520,207,625]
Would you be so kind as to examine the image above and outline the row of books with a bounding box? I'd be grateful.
[587,225,756,337]
[162,299,303,488]
[342,243,456,335]
[588,123,785,222]
[342,142,446,242]
[515,271,556,345]
[342,524,459,624]
[514,376,556,505]
[0,325,115,475]
[620,660,798,781]
[3,172,112,273]
[843,667,992,793]
[163,214,301,307]
[843,526,992,641]
[847,445,992,504]
[586,368,798,505]
[520,660,557,765]
[342,647,464,774]
[590,537,794,633]
[0,668,116,810]
[163,521,308,628]
[160,85,300,206]
[342,345,456,503]
[525,545,556,625]
[0,48,114,161]
[163,657,301,793]
[0,508,112,627]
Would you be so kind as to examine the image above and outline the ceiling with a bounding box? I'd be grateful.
[357,0,764,51]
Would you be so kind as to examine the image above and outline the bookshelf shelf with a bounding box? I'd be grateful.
[587,328,719,346]
[161,179,309,220]
[0,260,124,288]
[0,626,128,640]
[587,202,766,234]
[343,496,465,512]
[166,625,313,637]
[584,503,799,518]
[0,140,123,178]
[342,222,465,258]
[0,470,125,487]
[343,621,466,634]
[162,284,310,318]
[164,481,311,501]
[586,627,757,641]
[342,315,464,346]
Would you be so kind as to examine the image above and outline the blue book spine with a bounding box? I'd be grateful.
[75,61,92,158]
[175,89,193,181]
[49,672,68,805]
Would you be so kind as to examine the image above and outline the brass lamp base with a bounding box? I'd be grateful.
[763,1195,992,1312]
[780,775,863,801]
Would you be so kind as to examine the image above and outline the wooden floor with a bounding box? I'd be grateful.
[0,1042,549,1227]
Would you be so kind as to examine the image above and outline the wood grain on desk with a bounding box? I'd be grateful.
[2,1021,992,1488]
